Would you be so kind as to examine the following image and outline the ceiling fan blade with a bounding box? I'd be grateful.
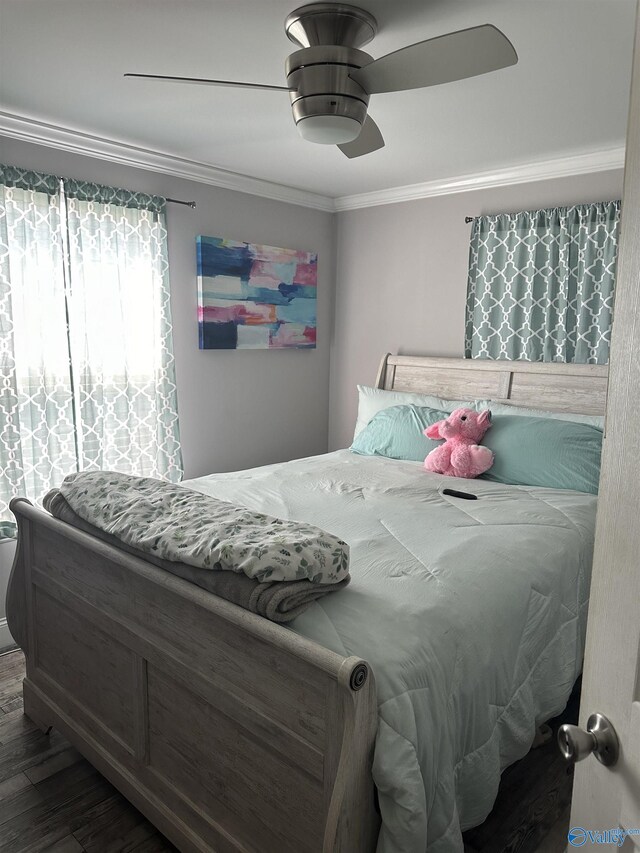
[350,24,517,95]
[124,73,291,92]
[338,116,385,159]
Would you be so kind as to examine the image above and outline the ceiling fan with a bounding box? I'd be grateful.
[125,2,518,159]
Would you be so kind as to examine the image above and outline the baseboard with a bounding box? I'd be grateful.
[0,618,16,651]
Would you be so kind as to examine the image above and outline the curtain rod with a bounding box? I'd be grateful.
[166,197,197,209]
[465,216,474,223]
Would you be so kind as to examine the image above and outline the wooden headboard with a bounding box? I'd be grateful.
[375,354,609,416]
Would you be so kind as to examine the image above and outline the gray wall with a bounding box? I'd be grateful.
[0,136,335,479]
[0,138,626,466]
[329,169,625,450]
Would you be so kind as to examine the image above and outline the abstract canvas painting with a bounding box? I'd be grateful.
[197,235,317,349]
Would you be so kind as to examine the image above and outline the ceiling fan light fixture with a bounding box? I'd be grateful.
[296,114,362,144]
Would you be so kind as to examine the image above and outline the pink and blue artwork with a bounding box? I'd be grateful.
[197,235,317,349]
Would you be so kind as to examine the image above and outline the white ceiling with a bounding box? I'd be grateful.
[0,0,636,200]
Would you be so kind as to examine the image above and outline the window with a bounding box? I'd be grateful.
[0,165,182,536]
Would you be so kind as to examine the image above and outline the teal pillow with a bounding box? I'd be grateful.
[350,404,447,461]
[481,415,603,494]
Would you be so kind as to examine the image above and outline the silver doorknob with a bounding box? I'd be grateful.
[558,713,619,767]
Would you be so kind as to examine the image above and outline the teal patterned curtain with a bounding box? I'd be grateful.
[0,166,182,536]
[465,201,620,363]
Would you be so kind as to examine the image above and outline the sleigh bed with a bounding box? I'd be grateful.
[6,354,608,853]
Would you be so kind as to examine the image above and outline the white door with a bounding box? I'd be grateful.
[569,0,640,846]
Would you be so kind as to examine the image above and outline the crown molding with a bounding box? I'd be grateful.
[333,146,626,211]
[0,111,625,214]
[0,111,335,213]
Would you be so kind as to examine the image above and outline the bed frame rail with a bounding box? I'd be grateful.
[6,498,379,853]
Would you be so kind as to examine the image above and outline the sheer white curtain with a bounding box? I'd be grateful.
[0,171,77,536]
[0,167,182,536]
[63,182,182,480]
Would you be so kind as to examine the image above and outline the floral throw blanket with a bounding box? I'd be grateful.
[56,471,349,585]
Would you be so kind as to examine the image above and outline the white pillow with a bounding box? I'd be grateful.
[353,386,477,441]
[479,399,605,429]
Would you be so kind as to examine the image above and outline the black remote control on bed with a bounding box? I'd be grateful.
[442,488,478,500]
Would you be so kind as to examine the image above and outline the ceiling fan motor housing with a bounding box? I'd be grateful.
[285,3,377,50]
[286,45,373,143]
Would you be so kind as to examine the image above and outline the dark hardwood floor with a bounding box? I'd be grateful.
[0,649,576,853]
[463,688,579,853]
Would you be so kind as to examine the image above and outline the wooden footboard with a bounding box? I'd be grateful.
[6,498,380,853]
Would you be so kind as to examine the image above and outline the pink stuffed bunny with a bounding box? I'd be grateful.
[424,408,494,479]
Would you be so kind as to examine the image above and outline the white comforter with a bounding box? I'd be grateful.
[184,450,596,853]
